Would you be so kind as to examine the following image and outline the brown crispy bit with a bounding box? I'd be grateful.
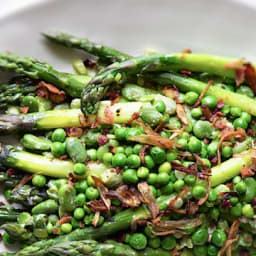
[180,70,192,76]
[244,63,256,93]
[139,145,149,165]
[176,104,189,126]
[79,114,87,127]
[20,106,29,114]
[127,112,140,124]
[12,174,33,192]
[59,154,68,160]
[194,80,213,107]
[96,106,114,125]
[57,216,72,225]
[66,127,83,138]
[36,81,66,103]
[241,166,255,178]
[97,135,109,146]
[182,49,192,54]
[92,211,100,227]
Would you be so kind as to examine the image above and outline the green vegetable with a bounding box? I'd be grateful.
[32,199,58,215]
[211,229,227,247]
[21,134,52,151]
[129,233,147,250]
[58,184,76,212]
[66,137,87,163]
[0,52,91,97]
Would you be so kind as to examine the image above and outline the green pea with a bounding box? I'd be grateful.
[71,218,80,229]
[61,223,72,233]
[133,144,142,154]
[51,128,66,142]
[230,106,242,117]
[230,196,239,205]
[148,238,161,249]
[193,246,208,256]
[123,169,138,184]
[103,152,113,165]
[137,167,149,179]
[142,155,154,169]
[166,151,177,161]
[238,232,253,247]
[153,99,166,113]
[96,145,109,161]
[161,182,174,194]
[177,138,187,150]
[112,153,127,167]
[157,173,170,185]
[207,245,219,256]
[191,107,202,119]
[147,173,158,185]
[115,146,125,154]
[233,118,248,129]
[188,136,202,153]
[192,185,207,200]
[184,91,199,105]
[32,174,47,187]
[74,207,85,220]
[230,202,242,217]
[173,179,184,192]
[150,147,166,164]
[125,146,133,156]
[149,185,157,197]
[161,235,176,250]
[127,154,141,168]
[235,181,247,194]
[211,229,227,247]
[158,162,171,173]
[193,120,213,139]
[114,127,127,141]
[87,149,97,161]
[232,175,242,184]
[202,95,217,109]
[241,112,252,123]
[221,146,233,158]
[51,142,66,157]
[129,233,147,250]
[192,227,208,245]
[236,85,254,98]
[48,214,59,225]
[184,174,196,186]
[210,208,219,221]
[242,204,254,218]
[167,117,181,129]
[207,140,218,156]
[66,137,87,163]
[86,187,99,201]
[208,189,217,201]
[21,95,39,112]
[221,104,230,115]
[73,163,87,176]
[75,180,88,193]
[75,193,86,206]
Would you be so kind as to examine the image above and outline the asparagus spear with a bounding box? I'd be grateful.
[0,144,122,186]
[0,205,22,222]
[0,78,36,110]
[0,52,91,97]
[47,239,170,256]
[80,53,252,115]
[43,31,131,64]
[148,72,256,117]
[0,101,143,134]
[44,31,255,79]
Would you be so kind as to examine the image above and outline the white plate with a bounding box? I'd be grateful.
[1,0,256,252]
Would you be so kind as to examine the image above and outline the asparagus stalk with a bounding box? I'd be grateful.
[43,31,131,64]
[0,52,91,97]
[0,205,22,222]
[47,239,170,256]
[0,79,36,110]
[0,144,121,186]
[12,153,252,256]
[0,101,143,134]
[149,72,256,116]
[80,53,252,115]
[43,31,255,79]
